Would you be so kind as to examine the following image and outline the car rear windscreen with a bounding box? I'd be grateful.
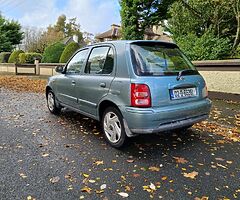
[130,43,198,76]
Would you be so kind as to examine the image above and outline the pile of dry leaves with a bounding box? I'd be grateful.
[194,121,240,142]
[0,75,47,93]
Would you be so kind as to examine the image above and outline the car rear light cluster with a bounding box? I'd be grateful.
[131,83,151,108]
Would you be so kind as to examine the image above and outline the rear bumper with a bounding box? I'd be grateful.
[121,98,211,134]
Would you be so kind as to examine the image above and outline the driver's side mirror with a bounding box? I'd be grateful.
[55,65,64,73]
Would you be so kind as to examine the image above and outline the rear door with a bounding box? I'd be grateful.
[55,49,88,107]
[74,46,115,116]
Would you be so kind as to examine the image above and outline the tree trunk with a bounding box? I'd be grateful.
[233,0,240,50]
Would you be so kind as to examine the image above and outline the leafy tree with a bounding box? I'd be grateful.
[42,42,65,63]
[120,0,175,40]
[0,15,23,52]
[168,0,240,57]
[19,52,42,64]
[22,15,83,53]
[59,42,80,63]
[8,50,24,63]
[176,32,231,60]
[52,14,83,41]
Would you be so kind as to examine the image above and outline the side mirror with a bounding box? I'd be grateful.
[55,65,64,73]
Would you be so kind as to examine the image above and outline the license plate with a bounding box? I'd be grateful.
[170,88,197,100]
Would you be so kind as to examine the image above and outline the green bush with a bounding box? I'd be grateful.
[8,50,24,63]
[0,52,11,63]
[175,32,231,60]
[59,42,80,63]
[19,53,42,64]
[42,42,65,63]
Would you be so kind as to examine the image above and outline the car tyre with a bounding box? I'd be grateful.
[102,107,127,148]
[47,90,61,115]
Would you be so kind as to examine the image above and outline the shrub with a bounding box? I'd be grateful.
[19,53,42,64]
[59,42,80,63]
[175,32,231,60]
[8,50,24,63]
[42,42,65,63]
[0,52,11,63]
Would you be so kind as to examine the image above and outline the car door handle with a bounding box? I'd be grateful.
[99,82,106,88]
[71,80,76,86]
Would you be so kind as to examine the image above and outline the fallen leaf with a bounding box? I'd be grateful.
[173,156,188,164]
[27,196,36,200]
[161,176,167,180]
[83,173,89,178]
[194,196,209,200]
[125,185,131,191]
[81,186,92,193]
[149,183,156,190]
[42,153,49,157]
[50,176,60,183]
[183,171,198,179]
[19,173,27,179]
[149,166,160,172]
[217,163,228,169]
[118,192,129,198]
[95,190,104,194]
[215,157,225,161]
[100,184,107,190]
[132,173,140,178]
[89,179,96,183]
[94,160,104,166]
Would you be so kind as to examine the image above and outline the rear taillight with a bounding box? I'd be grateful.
[131,83,151,108]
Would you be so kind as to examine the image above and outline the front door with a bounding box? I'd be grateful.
[55,49,89,108]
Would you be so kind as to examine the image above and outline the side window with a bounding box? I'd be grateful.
[66,49,88,74]
[85,47,114,75]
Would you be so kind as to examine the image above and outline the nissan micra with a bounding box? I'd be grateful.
[46,40,211,148]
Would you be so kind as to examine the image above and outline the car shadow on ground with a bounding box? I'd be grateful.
[57,108,206,159]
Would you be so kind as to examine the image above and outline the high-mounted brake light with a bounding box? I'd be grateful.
[131,83,151,108]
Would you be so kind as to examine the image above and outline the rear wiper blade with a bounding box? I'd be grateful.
[176,69,194,81]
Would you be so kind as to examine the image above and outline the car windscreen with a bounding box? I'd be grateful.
[130,43,198,76]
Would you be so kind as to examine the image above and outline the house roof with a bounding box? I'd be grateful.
[95,26,120,39]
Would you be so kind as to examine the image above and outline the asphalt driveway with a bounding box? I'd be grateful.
[0,87,239,200]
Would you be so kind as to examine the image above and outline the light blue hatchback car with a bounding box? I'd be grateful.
[46,40,212,148]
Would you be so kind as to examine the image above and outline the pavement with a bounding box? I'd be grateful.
[0,88,239,200]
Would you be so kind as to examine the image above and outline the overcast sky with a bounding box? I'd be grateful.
[0,0,121,34]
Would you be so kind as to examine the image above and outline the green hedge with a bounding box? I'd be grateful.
[59,42,80,63]
[8,50,24,63]
[19,53,42,64]
[42,42,65,63]
[0,52,11,63]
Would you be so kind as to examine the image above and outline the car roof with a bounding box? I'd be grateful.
[87,40,177,48]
